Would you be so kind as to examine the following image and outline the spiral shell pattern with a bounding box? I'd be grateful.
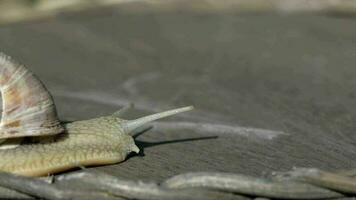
[0,53,63,139]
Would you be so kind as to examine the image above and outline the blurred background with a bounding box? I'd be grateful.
[0,0,356,180]
[0,0,355,25]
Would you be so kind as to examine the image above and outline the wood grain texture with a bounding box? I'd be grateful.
[0,6,355,185]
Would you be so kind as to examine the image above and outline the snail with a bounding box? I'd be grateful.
[0,52,193,177]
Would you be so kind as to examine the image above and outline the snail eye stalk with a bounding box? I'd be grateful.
[123,106,194,135]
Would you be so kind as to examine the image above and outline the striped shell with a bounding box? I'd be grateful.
[0,52,64,139]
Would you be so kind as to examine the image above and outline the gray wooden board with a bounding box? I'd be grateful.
[0,7,356,183]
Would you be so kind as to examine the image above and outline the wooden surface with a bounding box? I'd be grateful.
[0,7,356,182]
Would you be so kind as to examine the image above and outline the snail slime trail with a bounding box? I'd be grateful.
[0,52,193,176]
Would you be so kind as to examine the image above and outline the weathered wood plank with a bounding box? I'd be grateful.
[0,8,355,184]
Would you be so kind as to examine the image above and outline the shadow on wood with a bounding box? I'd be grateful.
[132,126,218,157]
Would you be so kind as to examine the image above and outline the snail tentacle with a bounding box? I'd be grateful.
[123,106,194,134]
[112,103,134,117]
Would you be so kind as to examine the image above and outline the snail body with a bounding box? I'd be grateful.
[0,52,192,176]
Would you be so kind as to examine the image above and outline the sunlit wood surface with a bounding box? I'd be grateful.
[0,4,355,184]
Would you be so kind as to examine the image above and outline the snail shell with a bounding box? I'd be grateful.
[0,52,63,139]
[0,52,193,176]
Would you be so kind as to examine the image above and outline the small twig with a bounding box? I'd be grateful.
[2,169,356,200]
[57,171,243,200]
[274,168,356,194]
[0,172,122,200]
[162,172,343,199]
[0,186,33,199]
[335,168,356,178]
[112,103,134,117]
